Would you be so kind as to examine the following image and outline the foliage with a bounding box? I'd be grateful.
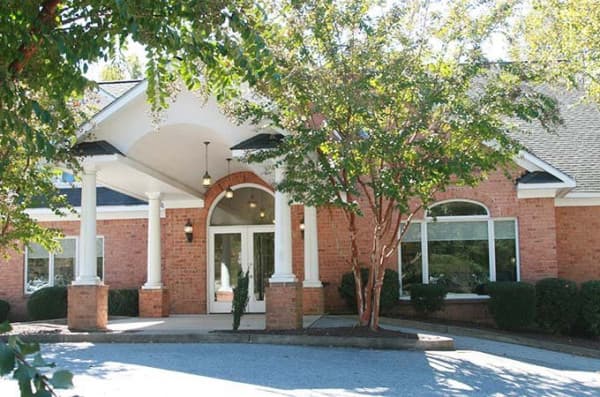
[1,321,73,396]
[516,0,600,103]
[232,269,250,331]
[487,282,536,330]
[535,278,579,334]
[410,284,447,316]
[100,54,145,81]
[578,281,600,336]
[232,0,560,329]
[0,0,273,254]
[339,267,399,314]
[26,287,67,321]
[0,300,9,323]
[108,289,139,317]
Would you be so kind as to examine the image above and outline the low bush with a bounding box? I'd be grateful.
[338,267,400,314]
[0,299,10,322]
[27,287,68,320]
[579,280,600,336]
[535,278,579,334]
[108,289,139,317]
[232,270,250,330]
[487,282,536,330]
[410,284,447,315]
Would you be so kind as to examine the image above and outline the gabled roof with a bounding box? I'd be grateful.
[230,133,284,150]
[514,90,600,193]
[73,140,123,156]
[517,171,563,184]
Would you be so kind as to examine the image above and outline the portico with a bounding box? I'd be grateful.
[68,82,324,331]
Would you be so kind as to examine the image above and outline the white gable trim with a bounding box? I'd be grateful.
[26,205,165,222]
[514,151,576,199]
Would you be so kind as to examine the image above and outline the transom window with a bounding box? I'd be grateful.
[25,237,104,294]
[400,200,519,296]
[210,187,274,226]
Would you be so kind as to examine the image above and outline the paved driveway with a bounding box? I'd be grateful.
[1,337,599,397]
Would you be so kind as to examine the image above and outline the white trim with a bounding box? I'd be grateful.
[555,197,600,206]
[163,199,205,209]
[25,205,166,221]
[517,187,563,199]
[78,81,148,138]
[514,151,576,187]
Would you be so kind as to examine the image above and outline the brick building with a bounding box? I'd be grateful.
[1,81,599,329]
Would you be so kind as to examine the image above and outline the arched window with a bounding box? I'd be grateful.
[400,200,518,297]
[210,187,274,226]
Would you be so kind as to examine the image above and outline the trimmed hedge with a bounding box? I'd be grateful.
[535,278,579,334]
[487,282,536,330]
[108,289,139,317]
[0,299,10,323]
[579,281,600,336]
[410,284,447,315]
[27,286,68,320]
[339,267,400,313]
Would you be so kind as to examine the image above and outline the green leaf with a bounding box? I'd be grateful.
[49,370,73,389]
[0,321,12,334]
[20,342,40,356]
[0,343,16,376]
[31,353,55,368]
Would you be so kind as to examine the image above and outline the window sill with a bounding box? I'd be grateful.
[400,293,490,301]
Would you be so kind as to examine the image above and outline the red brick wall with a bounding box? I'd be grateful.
[0,218,148,320]
[556,206,600,282]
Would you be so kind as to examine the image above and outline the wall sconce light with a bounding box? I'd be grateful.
[299,217,305,239]
[184,219,193,242]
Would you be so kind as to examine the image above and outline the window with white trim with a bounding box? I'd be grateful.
[399,200,519,296]
[25,237,104,294]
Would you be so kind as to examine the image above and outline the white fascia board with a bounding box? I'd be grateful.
[77,81,148,138]
[555,192,600,207]
[163,199,205,209]
[514,151,576,188]
[25,205,166,222]
[517,188,559,199]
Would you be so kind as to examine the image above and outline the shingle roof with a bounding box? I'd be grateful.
[30,187,146,208]
[230,133,284,150]
[514,89,600,193]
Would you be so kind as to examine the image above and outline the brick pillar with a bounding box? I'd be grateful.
[139,288,170,317]
[266,282,303,330]
[67,285,109,331]
[302,287,325,315]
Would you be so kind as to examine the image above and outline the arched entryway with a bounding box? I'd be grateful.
[207,185,275,313]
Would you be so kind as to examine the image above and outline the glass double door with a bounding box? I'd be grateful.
[209,226,275,313]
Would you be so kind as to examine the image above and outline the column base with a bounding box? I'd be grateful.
[302,286,325,315]
[68,285,109,332]
[266,282,303,330]
[139,288,170,317]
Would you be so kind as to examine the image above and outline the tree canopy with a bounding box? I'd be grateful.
[231,0,560,329]
[0,1,273,253]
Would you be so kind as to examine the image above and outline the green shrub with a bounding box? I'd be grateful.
[108,289,139,317]
[487,282,536,330]
[535,278,579,334]
[338,267,400,313]
[0,299,10,322]
[27,287,68,320]
[410,284,447,315]
[232,269,250,330]
[579,280,600,336]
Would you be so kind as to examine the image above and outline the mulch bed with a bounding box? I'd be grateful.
[217,326,418,339]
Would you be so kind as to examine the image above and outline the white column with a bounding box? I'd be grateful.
[74,163,101,285]
[303,205,322,287]
[143,192,163,289]
[269,166,297,283]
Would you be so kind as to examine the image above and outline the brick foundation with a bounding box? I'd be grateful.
[67,285,109,331]
[139,288,170,317]
[266,282,303,329]
[302,287,325,315]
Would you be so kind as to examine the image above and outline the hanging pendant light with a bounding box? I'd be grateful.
[202,141,212,187]
[225,158,234,199]
[248,194,257,208]
[259,208,266,218]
